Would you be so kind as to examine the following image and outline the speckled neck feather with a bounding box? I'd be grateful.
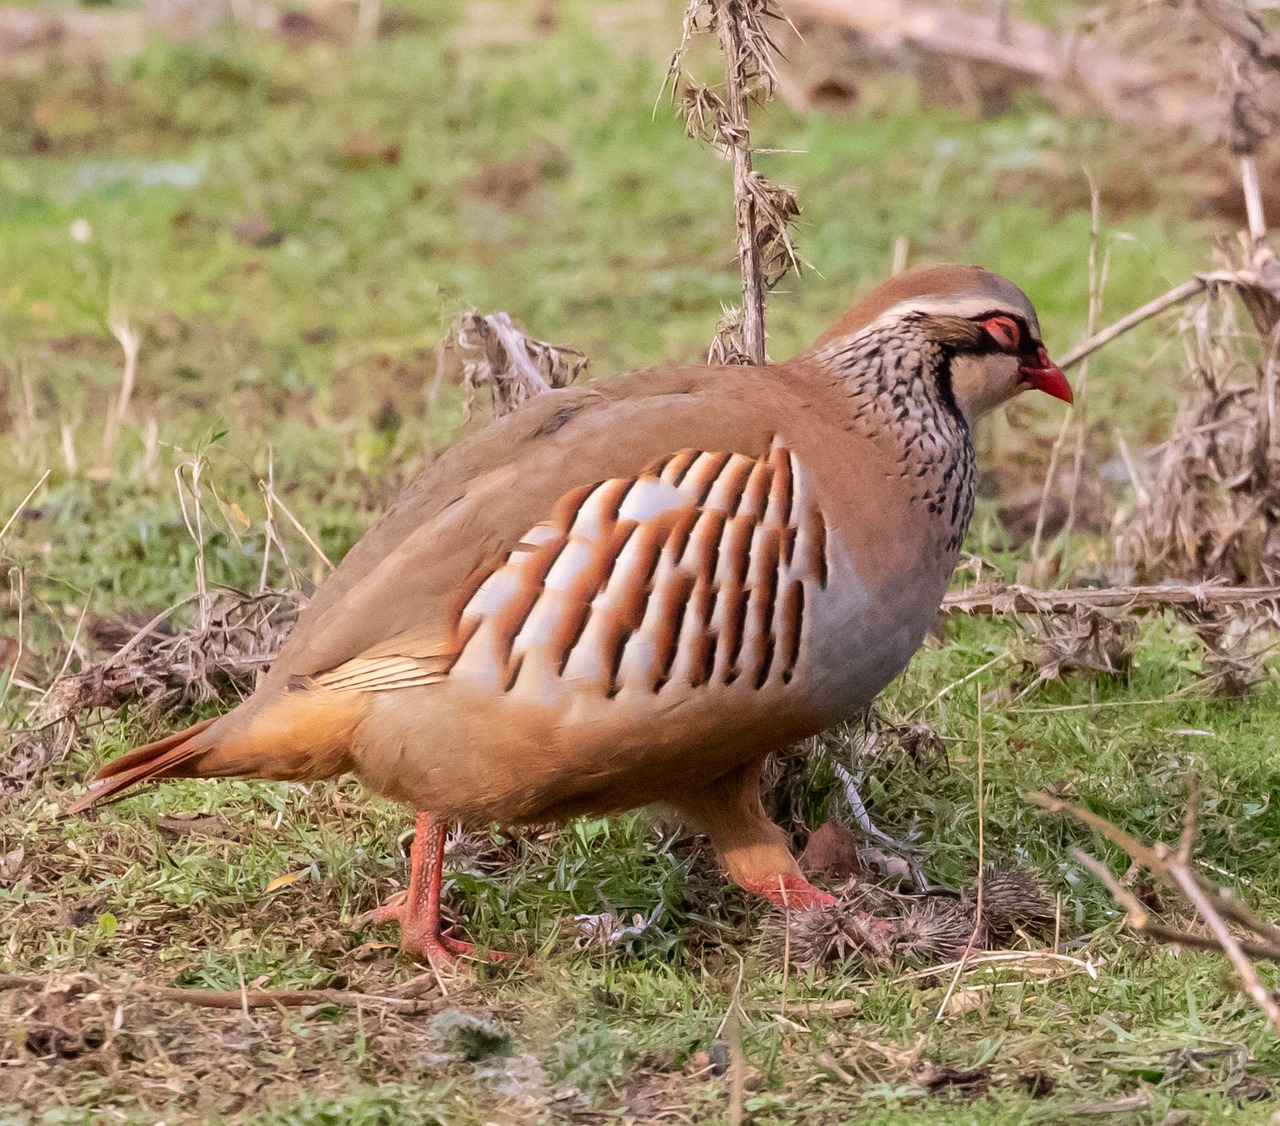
[817,315,976,554]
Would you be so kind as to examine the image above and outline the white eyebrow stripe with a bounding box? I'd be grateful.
[859,294,1040,338]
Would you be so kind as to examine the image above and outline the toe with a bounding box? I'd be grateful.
[358,890,410,927]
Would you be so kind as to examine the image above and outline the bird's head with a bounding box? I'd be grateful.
[815,264,1072,424]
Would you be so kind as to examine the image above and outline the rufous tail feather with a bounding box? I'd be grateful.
[69,691,367,813]
[69,716,224,812]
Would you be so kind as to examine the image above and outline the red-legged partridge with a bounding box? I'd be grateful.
[73,265,1072,968]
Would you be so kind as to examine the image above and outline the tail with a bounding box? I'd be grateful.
[69,691,368,813]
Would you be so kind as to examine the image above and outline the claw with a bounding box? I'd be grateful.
[358,815,512,970]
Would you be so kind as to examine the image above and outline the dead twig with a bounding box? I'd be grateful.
[1058,278,1209,371]
[0,972,458,1013]
[933,686,984,1021]
[1031,790,1280,1036]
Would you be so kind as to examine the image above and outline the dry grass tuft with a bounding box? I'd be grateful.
[1115,269,1280,585]
[435,310,588,422]
[32,589,296,731]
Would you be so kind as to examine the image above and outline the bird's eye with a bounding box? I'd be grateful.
[979,315,1021,351]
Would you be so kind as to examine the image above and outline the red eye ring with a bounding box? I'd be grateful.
[980,315,1021,351]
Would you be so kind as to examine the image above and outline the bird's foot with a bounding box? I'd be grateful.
[359,890,410,928]
[741,873,839,911]
[358,895,511,969]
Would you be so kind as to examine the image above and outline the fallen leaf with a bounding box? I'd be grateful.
[264,869,310,893]
[0,846,26,881]
[940,987,989,1016]
[799,822,862,879]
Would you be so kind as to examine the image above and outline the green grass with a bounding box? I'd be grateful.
[3,1,1279,1122]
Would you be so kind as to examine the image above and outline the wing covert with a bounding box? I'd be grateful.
[312,437,831,702]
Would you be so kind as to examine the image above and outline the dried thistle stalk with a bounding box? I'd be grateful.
[667,0,801,365]
[435,311,588,422]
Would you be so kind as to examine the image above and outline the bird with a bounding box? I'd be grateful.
[71,264,1071,968]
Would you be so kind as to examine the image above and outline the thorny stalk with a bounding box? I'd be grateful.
[944,580,1280,694]
[667,0,800,365]
[941,581,1280,617]
[718,5,766,364]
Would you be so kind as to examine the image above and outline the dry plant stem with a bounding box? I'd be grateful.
[942,581,1280,617]
[717,1,766,365]
[1064,199,1113,549]
[0,471,49,551]
[102,318,140,465]
[174,456,210,630]
[266,483,334,572]
[0,569,25,714]
[354,0,381,48]
[934,686,984,1022]
[259,451,298,592]
[1242,156,1267,241]
[484,312,553,395]
[1031,184,1099,565]
[778,873,790,1019]
[909,649,1012,718]
[789,951,1098,1016]
[727,997,745,1126]
[1057,278,1208,371]
[31,593,91,714]
[668,2,798,365]
[145,984,454,1013]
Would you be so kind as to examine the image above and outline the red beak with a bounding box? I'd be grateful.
[1020,346,1072,404]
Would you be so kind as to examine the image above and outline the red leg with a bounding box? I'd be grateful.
[672,763,840,912]
[672,763,890,948]
[361,812,510,969]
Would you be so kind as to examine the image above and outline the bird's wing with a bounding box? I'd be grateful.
[304,437,832,702]
[258,362,839,693]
